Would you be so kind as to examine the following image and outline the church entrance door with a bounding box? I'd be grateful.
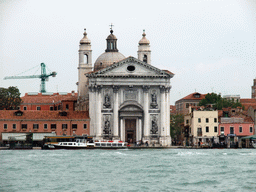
[125,119,136,143]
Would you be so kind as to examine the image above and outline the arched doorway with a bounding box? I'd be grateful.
[119,101,143,143]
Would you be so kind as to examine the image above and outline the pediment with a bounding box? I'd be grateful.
[86,56,174,78]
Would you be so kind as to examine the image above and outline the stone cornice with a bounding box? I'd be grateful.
[86,56,174,78]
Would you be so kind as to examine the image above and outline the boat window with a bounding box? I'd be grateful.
[68,143,72,145]
[95,143,100,147]
[101,143,106,147]
[118,144,122,147]
[107,143,111,147]
[63,143,67,145]
[112,143,117,147]
[124,144,127,146]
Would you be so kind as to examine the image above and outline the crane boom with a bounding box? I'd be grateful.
[4,63,57,93]
[4,75,42,79]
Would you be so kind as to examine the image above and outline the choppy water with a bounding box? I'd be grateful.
[1,149,256,192]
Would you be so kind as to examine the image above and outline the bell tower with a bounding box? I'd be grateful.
[138,30,151,65]
[77,28,92,111]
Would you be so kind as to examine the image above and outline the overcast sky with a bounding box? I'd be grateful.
[1,0,256,104]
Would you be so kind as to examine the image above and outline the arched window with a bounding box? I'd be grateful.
[143,55,147,63]
[84,54,88,64]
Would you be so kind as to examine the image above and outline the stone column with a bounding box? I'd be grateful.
[165,86,171,137]
[120,117,124,141]
[89,85,95,136]
[143,86,150,139]
[138,117,142,142]
[113,86,119,139]
[160,86,166,137]
[96,86,102,137]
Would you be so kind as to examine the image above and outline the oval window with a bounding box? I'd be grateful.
[127,65,135,72]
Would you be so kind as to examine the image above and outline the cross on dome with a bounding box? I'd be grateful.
[109,23,114,34]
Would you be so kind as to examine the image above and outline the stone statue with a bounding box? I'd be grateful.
[103,94,111,108]
[103,119,111,135]
[150,92,158,109]
[151,119,158,134]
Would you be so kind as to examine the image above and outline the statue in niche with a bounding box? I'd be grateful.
[103,118,111,135]
[151,118,158,134]
[103,93,111,108]
[150,92,158,109]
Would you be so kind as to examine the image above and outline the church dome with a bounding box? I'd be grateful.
[139,30,150,45]
[94,52,125,71]
[80,29,91,44]
[94,28,125,71]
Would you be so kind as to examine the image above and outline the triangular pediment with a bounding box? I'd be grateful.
[86,56,174,78]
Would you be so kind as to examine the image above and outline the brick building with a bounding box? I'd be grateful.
[175,92,206,115]
[20,92,77,111]
[0,110,90,142]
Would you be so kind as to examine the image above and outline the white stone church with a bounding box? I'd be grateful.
[77,27,174,146]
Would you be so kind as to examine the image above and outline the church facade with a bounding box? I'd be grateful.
[77,28,174,146]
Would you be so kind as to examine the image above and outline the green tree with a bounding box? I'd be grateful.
[0,86,22,110]
[170,114,184,142]
[199,93,243,110]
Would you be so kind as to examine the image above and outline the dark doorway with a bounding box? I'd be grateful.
[125,119,136,143]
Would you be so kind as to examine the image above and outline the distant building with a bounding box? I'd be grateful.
[0,110,90,142]
[175,92,206,115]
[223,95,240,102]
[218,108,254,147]
[184,106,219,146]
[20,91,77,111]
[170,105,176,115]
[252,79,256,99]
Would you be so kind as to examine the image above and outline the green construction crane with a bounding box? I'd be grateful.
[4,63,57,93]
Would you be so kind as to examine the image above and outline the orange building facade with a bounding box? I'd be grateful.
[0,110,90,142]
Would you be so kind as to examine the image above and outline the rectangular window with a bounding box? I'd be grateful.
[186,103,189,108]
[206,118,209,123]
[198,118,201,123]
[13,124,16,129]
[44,124,48,129]
[51,124,56,129]
[23,106,27,110]
[72,124,77,129]
[186,120,189,124]
[239,126,242,133]
[37,106,41,111]
[62,124,67,129]
[206,126,209,132]
[221,127,224,132]
[33,124,39,129]
[22,124,27,129]
[214,126,217,132]
[50,106,53,111]
[4,124,7,130]
[83,124,87,129]
[230,127,234,134]
[197,128,202,136]
[66,104,69,110]
[250,126,253,133]
[214,118,217,123]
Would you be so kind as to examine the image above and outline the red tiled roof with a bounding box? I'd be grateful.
[0,110,89,120]
[176,92,206,102]
[21,92,78,104]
